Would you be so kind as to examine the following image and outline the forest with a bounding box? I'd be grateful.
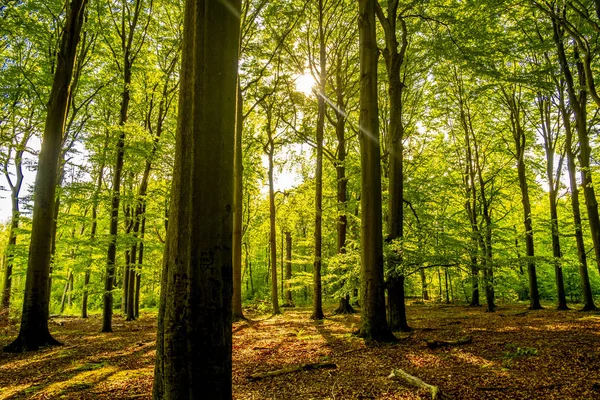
[1,0,600,398]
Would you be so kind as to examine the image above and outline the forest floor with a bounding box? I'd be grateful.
[1,302,599,399]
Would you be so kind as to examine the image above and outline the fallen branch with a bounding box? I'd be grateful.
[388,368,441,399]
[425,335,472,349]
[499,311,528,317]
[247,362,337,381]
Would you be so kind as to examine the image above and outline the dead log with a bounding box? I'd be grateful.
[425,335,472,349]
[247,362,337,381]
[388,368,442,399]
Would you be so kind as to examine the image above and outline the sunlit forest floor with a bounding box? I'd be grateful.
[1,302,599,399]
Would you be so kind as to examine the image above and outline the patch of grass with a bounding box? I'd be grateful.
[501,344,538,368]
[73,362,107,372]
[504,344,538,358]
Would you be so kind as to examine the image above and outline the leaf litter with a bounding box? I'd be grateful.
[0,303,599,399]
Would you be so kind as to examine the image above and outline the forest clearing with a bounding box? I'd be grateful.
[4,0,600,398]
[1,303,599,399]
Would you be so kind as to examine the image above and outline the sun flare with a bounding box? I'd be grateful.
[295,72,316,96]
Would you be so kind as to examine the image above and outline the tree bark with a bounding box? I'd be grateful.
[387,274,410,331]
[4,0,88,352]
[152,0,240,397]
[357,0,395,342]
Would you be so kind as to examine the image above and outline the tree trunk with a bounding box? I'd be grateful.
[503,86,542,310]
[103,0,152,333]
[538,92,568,310]
[267,131,280,315]
[4,0,88,352]
[558,85,596,311]
[444,267,450,304]
[553,18,600,277]
[1,196,19,310]
[284,231,294,306]
[126,241,136,321]
[357,0,395,342]
[565,117,597,311]
[420,268,429,301]
[469,255,479,306]
[134,211,145,319]
[387,275,410,331]
[82,135,107,318]
[311,0,326,321]
[377,2,410,332]
[152,0,240,397]
[232,83,245,321]
[103,59,131,333]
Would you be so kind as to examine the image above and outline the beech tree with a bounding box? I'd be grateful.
[357,0,395,342]
[4,0,88,352]
[152,0,241,397]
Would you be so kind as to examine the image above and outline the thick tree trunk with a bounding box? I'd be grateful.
[152,0,240,397]
[357,0,395,342]
[4,0,87,352]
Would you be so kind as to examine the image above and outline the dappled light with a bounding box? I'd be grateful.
[3,0,600,398]
[1,304,600,398]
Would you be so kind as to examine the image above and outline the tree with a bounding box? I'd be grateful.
[101,0,152,331]
[4,0,88,352]
[152,0,241,397]
[309,0,327,321]
[357,0,395,342]
[500,83,542,310]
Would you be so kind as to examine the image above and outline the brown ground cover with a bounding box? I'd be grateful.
[1,303,599,399]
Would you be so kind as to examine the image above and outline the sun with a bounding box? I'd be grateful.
[295,72,316,96]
